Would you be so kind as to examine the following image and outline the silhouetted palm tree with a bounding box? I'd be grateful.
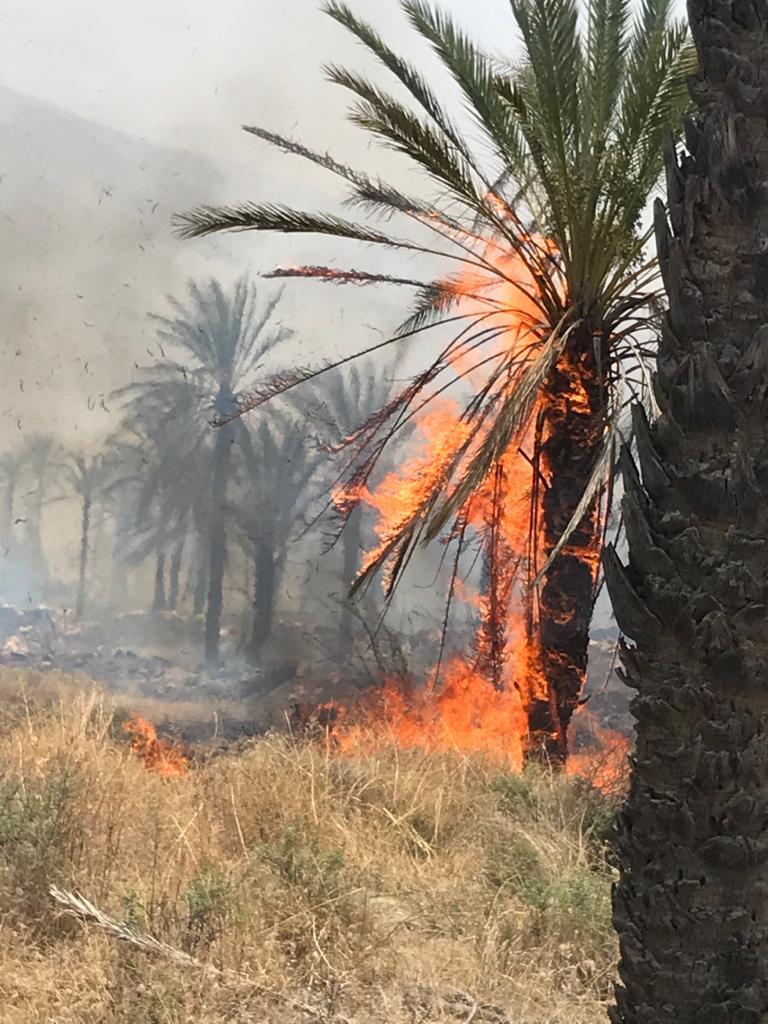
[61,452,110,619]
[0,449,23,548]
[17,433,61,594]
[236,408,325,662]
[115,277,292,664]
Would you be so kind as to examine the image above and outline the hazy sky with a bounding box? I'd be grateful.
[0,0,687,445]
[0,0,525,444]
[0,0,514,160]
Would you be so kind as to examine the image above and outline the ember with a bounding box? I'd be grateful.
[123,714,189,778]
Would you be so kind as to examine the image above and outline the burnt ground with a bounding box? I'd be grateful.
[0,605,630,751]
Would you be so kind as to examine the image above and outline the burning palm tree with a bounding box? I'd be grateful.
[177,0,694,759]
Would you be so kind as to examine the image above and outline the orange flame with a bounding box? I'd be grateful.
[123,714,189,779]
[327,658,527,770]
[566,707,631,796]
[331,225,607,768]
[324,676,629,793]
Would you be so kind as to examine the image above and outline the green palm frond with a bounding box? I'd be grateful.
[328,65,482,204]
[174,203,408,245]
[583,0,629,148]
[509,0,583,235]
[403,0,532,182]
[323,0,471,158]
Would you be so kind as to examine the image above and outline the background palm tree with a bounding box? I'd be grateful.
[235,408,325,663]
[177,0,694,759]
[0,448,24,548]
[61,452,111,619]
[605,2,768,1019]
[305,361,398,658]
[17,433,61,596]
[115,276,292,664]
[105,426,204,613]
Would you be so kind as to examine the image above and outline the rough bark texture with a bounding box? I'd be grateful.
[606,4,768,1020]
[532,328,603,761]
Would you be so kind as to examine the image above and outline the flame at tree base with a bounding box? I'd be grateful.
[327,659,528,770]
[323,666,630,794]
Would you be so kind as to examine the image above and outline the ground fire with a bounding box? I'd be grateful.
[123,714,189,778]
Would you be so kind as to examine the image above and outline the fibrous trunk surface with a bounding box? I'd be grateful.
[531,334,603,761]
[606,3,768,1021]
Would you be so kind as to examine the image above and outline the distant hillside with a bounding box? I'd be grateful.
[0,86,229,439]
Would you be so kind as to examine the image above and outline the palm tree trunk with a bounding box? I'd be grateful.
[108,539,123,610]
[25,489,48,591]
[247,541,277,663]
[2,468,17,547]
[75,495,91,620]
[606,5,768,1020]
[205,396,235,665]
[168,538,184,611]
[529,335,603,762]
[339,503,362,657]
[152,551,167,611]
[193,550,207,616]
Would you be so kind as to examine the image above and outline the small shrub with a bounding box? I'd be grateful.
[490,771,539,817]
[485,834,542,896]
[121,886,148,930]
[0,764,80,919]
[259,823,347,905]
[181,865,233,952]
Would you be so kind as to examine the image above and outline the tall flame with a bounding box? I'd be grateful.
[329,225,612,773]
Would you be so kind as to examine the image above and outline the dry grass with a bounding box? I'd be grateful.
[0,669,617,1023]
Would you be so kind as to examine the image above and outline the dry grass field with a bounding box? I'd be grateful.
[0,669,618,1023]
